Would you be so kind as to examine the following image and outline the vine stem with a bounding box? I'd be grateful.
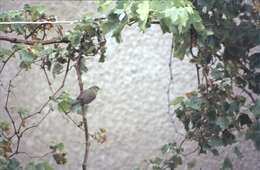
[167,34,185,137]
[75,57,89,170]
[0,35,69,45]
[75,33,89,169]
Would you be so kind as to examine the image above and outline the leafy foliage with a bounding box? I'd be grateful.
[148,143,183,170]
[49,143,67,165]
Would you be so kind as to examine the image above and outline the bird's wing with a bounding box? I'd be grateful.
[83,90,96,104]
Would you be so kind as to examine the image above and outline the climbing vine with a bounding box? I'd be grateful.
[0,0,259,170]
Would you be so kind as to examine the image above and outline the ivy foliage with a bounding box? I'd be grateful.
[98,0,206,60]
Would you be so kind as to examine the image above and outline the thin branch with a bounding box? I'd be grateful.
[0,36,69,45]
[19,108,52,137]
[182,146,199,157]
[0,50,17,74]
[5,80,18,136]
[167,34,174,115]
[196,64,201,86]
[75,34,90,170]
[167,34,185,137]
[16,151,53,159]
[9,108,53,158]
[63,114,84,131]
[25,24,44,39]
[24,58,71,120]
[41,60,54,93]
[0,21,79,25]
[75,57,89,170]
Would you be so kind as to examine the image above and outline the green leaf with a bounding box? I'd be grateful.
[80,59,88,74]
[0,121,9,132]
[246,121,260,150]
[172,96,185,106]
[150,157,163,165]
[233,146,243,160]
[24,4,46,21]
[187,159,196,170]
[52,63,63,78]
[169,155,182,168]
[19,49,36,70]
[161,143,176,154]
[163,6,193,33]
[65,30,82,47]
[211,149,219,156]
[216,117,230,130]
[57,92,73,113]
[96,0,114,12]
[50,142,64,152]
[251,99,260,117]
[221,157,233,170]
[0,48,12,59]
[7,158,22,170]
[208,137,223,147]
[0,156,9,170]
[185,96,201,110]
[250,53,260,69]
[136,1,150,31]
[174,33,190,60]
[25,160,53,170]
[17,108,29,118]
[58,100,71,113]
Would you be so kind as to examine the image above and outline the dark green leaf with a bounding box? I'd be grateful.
[221,157,233,170]
[185,96,202,110]
[25,160,53,170]
[233,146,243,160]
[251,99,260,117]
[52,63,63,78]
[187,159,196,170]
[172,96,185,106]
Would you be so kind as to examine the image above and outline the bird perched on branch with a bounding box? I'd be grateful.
[72,86,100,106]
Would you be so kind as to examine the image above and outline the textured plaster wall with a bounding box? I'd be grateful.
[0,1,260,170]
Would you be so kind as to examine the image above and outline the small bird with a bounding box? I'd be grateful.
[72,86,100,106]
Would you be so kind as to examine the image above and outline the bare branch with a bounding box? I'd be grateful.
[24,58,71,120]
[0,50,17,74]
[41,60,54,93]
[5,80,18,136]
[16,151,53,159]
[75,34,90,170]
[167,34,185,137]
[0,35,69,45]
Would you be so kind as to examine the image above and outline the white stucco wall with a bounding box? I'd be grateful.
[1,1,260,170]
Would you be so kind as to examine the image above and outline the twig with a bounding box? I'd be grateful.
[41,60,54,93]
[182,146,199,157]
[75,34,89,170]
[167,34,185,137]
[25,24,44,39]
[0,35,69,45]
[167,34,174,116]
[24,58,71,120]
[63,114,84,131]
[0,50,17,74]
[9,108,52,158]
[5,80,18,136]
[196,64,201,86]
[76,57,89,170]
[17,151,53,159]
